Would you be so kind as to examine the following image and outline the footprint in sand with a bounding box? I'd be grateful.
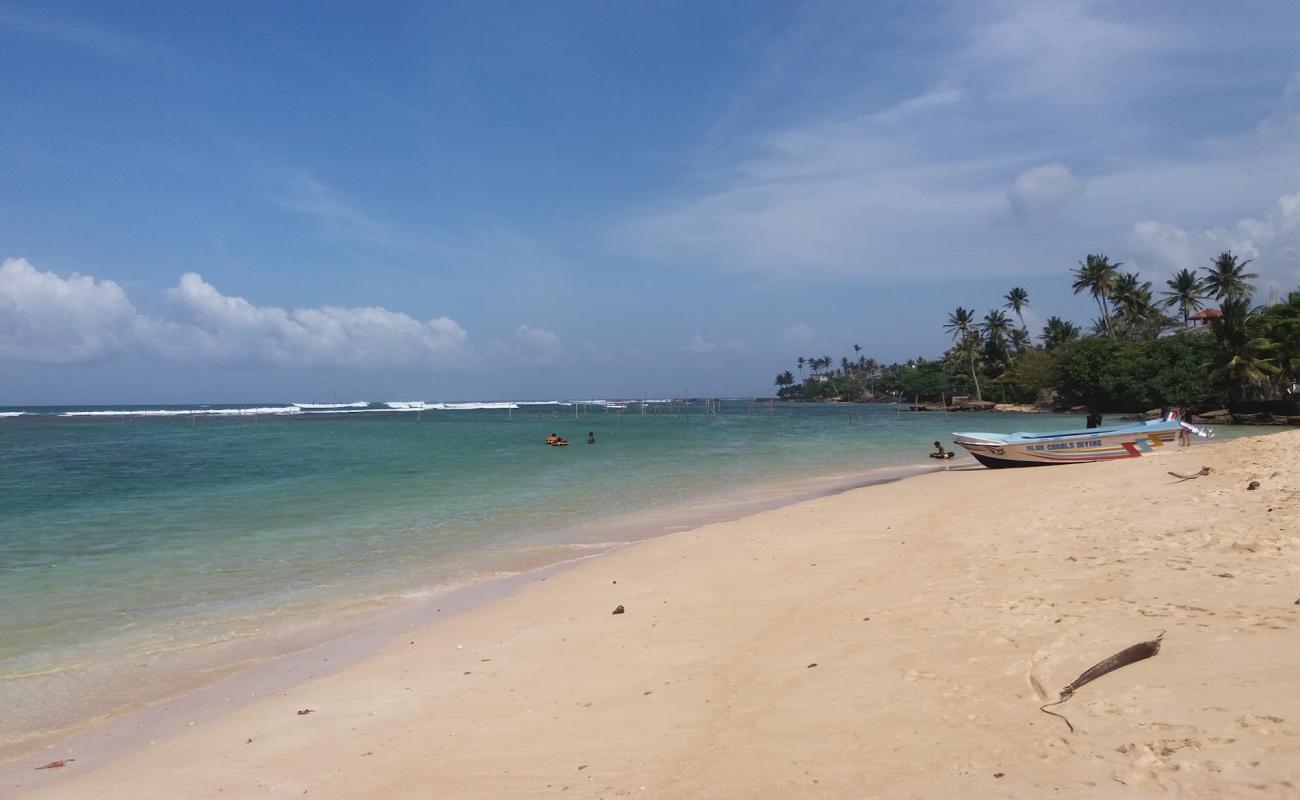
[1235,714,1285,732]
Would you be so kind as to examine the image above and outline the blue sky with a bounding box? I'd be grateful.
[3,1,1300,403]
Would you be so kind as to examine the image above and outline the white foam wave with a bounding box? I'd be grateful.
[293,402,370,410]
[383,401,426,410]
[59,406,301,418]
[427,402,519,411]
[0,411,26,417]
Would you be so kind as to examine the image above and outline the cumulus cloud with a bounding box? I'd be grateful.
[1002,163,1084,227]
[161,273,469,368]
[1127,220,1192,270]
[683,336,747,356]
[683,335,716,354]
[1126,190,1300,290]
[781,323,816,345]
[0,259,473,369]
[0,257,141,363]
[487,324,566,366]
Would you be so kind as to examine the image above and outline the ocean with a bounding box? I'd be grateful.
[0,400,1235,755]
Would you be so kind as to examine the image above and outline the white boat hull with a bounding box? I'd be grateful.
[953,423,1181,468]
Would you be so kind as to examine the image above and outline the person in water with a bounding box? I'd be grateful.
[930,441,952,459]
[587,431,595,444]
[545,433,560,445]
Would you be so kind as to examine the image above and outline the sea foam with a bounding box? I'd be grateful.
[58,406,301,417]
[292,402,370,410]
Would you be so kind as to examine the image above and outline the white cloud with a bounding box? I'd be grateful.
[612,6,1300,284]
[486,324,566,366]
[683,336,747,356]
[0,257,140,363]
[0,259,473,369]
[1002,163,1084,227]
[510,324,565,365]
[163,273,469,369]
[683,335,716,354]
[1127,221,1192,270]
[1125,190,1300,291]
[964,2,1163,104]
[275,174,421,250]
[579,340,615,364]
[781,323,815,345]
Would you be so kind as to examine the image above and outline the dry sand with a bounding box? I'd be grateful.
[10,431,1300,799]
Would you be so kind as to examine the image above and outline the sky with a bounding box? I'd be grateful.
[3,0,1300,404]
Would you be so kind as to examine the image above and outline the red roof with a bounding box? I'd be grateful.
[1189,308,1223,320]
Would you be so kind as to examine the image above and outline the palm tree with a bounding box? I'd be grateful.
[1161,268,1206,327]
[796,357,805,381]
[943,306,982,400]
[1040,316,1080,350]
[1109,272,1160,338]
[1204,251,1258,301]
[774,371,795,388]
[981,309,1014,373]
[950,335,982,401]
[943,307,975,341]
[1004,287,1030,332]
[982,309,1012,344]
[1071,254,1121,338]
[1209,296,1279,398]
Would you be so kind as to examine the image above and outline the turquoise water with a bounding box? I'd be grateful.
[0,401,1237,752]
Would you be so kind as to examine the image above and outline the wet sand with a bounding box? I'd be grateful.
[11,431,1300,799]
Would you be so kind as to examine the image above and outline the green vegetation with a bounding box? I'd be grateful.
[774,251,1300,412]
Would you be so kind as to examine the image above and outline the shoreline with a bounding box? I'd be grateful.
[0,459,943,772]
[9,431,1299,798]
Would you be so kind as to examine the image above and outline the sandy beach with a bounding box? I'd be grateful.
[10,430,1300,799]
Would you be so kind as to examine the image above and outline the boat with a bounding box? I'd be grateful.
[952,412,1211,468]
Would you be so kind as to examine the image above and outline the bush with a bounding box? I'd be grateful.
[1052,333,1227,411]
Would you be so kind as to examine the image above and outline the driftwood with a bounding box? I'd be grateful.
[1168,467,1212,482]
[1039,632,1164,732]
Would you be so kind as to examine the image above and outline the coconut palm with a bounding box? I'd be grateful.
[796,357,805,381]
[982,309,1014,372]
[949,335,982,401]
[1209,296,1279,398]
[981,309,1012,346]
[1161,268,1206,327]
[1003,287,1030,331]
[1071,254,1121,338]
[1110,272,1153,326]
[943,307,975,341]
[1204,251,1258,301]
[1040,316,1080,350]
[942,306,982,400]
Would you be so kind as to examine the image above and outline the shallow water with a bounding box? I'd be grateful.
[0,401,1249,752]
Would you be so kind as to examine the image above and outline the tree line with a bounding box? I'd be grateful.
[774,251,1300,411]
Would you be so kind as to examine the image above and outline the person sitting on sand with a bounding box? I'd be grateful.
[587,431,595,444]
[545,433,560,445]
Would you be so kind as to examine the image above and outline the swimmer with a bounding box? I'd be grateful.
[930,440,953,460]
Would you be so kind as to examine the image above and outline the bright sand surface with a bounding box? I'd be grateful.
[10,431,1300,799]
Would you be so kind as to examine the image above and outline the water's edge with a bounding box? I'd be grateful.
[0,459,942,791]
